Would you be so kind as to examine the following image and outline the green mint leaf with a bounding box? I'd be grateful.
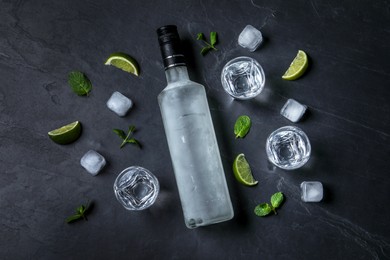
[254,203,272,217]
[127,138,141,148]
[66,214,82,223]
[201,46,212,55]
[68,71,92,96]
[197,33,205,41]
[128,125,136,133]
[113,129,126,139]
[234,115,251,138]
[210,32,218,47]
[271,192,284,208]
[77,205,86,214]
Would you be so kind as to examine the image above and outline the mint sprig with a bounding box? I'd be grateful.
[68,71,92,96]
[113,125,141,149]
[66,201,91,223]
[196,32,218,56]
[254,192,284,217]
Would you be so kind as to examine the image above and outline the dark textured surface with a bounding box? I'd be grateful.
[1,0,389,259]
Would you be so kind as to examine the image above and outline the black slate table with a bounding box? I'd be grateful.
[1,0,389,259]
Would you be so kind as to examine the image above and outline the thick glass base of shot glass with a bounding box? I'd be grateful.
[266,126,311,170]
[113,166,159,210]
[221,56,265,100]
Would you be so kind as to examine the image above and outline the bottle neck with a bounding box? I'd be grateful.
[165,66,189,84]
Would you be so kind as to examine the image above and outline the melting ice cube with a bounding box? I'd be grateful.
[106,91,133,117]
[301,181,323,202]
[238,25,263,52]
[80,150,106,176]
[280,99,307,123]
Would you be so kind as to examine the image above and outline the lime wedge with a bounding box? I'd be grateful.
[48,121,82,145]
[282,50,308,80]
[104,52,140,76]
[233,153,258,186]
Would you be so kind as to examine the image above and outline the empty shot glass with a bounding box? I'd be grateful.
[114,166,159,210]
[221,56,265,100]
[266,126,311,170]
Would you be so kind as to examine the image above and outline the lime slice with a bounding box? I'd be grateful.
[282,50,308,80]
[233,153,258,186]
[48,121,82,145]
[104,52,140,76]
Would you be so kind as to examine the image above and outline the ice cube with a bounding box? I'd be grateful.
[280,99,307,123]
[106,91,133,117]
[300,181,323,202]
[238,25,263,52]
[80,150,106,176]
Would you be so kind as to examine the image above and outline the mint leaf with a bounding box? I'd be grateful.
[271,192,284,208]
[113,129,126,139]
[68,71,92,96]
[128,125,136,133]
[77,205,85,214]
[210,32,217,47]
[127,138,141,147]
[197,33,205,41]
[254,203,272,217]
[66,214,82,223]
[234,115,251,138]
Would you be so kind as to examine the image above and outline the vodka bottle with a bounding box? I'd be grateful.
[157,25,234,228]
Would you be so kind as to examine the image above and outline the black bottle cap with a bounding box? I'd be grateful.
[157,25,186,69]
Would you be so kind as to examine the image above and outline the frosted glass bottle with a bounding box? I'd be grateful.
[157,25,234,228]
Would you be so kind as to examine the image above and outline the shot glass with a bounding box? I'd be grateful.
[221,56,265,100]
[113,166,159,210]
[265,126,311,170]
